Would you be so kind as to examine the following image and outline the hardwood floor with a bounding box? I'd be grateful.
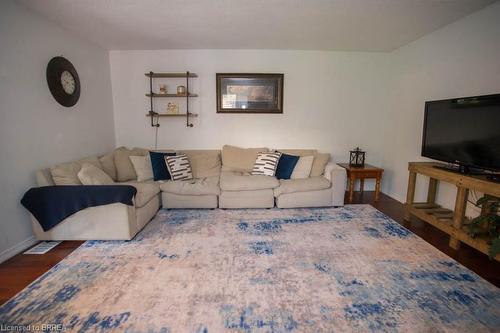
[0,192,498,305]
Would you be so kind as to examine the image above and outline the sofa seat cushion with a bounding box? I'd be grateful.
[220,171,279,191]
[121,181,160,208]
[160,176,220,196]
[274,176,331,197]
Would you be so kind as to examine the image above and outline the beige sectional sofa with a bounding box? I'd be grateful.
[31,145,346,241]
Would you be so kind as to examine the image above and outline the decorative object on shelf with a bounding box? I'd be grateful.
[46,56,81,107]
[349,147,365,167]
[467,195,500,259]
[166,102,179,115]
[145,71,198,131]
[158,84,167,94]
[177,85,187,95]
[216,73,283,114]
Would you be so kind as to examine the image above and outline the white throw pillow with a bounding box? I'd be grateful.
[251,152,281,176]
[165,154,193,181]
[77,163,115,185]
[291,156,315,179]
[129,155,154,182]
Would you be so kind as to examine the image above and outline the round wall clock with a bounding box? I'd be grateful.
[46,56,80,107]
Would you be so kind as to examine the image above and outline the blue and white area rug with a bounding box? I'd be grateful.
[1,205,499,332]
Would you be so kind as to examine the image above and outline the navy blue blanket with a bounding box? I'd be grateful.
[21,185,137,232]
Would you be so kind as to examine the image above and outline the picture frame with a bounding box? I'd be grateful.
[216,73,284,114]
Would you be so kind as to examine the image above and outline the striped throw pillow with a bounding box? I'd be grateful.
[251,152,282,176]
[164,154,193,181]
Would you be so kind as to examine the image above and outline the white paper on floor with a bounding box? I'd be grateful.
[24,241,61,254]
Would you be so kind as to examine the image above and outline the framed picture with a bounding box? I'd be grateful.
[216,73,283,114]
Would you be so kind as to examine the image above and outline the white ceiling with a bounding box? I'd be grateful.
[21,0,497,51]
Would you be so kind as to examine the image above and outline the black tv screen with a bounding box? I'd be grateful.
[421,94,500,172]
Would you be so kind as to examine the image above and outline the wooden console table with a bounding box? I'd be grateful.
[337,163,383,203]
[405,162,500,261]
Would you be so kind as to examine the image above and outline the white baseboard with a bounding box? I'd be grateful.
[0,236,38,264]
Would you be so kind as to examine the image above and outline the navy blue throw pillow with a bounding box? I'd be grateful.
[149,151,176,181]
[275,153,300,180]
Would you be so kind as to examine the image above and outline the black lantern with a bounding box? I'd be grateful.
[349,147,365,167]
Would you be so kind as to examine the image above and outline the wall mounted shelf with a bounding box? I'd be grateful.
[146,93,198,98]
[147,112,198,117]
[145,72,198,78]
[146,71,198,127]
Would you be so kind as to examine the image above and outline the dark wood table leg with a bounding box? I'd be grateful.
[348,175,355,203]
[374,175,381,202]
[360,178,364,192]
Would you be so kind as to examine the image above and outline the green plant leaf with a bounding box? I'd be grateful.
[476,196,491,206]
[488,238,500,260]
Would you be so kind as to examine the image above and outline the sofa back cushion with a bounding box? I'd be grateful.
[221,145,268,173]
[114,147,148,182]
[310,152,331,177]
[98,151,118,181]
[279,149,317,157]
[177,150,221,178]
[77,163,115,185]
[36,168,56,186]
[50,156,102,185]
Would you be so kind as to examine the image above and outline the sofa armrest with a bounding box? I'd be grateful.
[324,163,346,206]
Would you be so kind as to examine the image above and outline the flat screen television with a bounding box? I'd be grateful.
[421,93,500,173]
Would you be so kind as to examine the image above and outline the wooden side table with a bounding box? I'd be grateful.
[337,163,384,203]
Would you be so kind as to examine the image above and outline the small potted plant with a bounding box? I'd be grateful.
[467,195,500,259]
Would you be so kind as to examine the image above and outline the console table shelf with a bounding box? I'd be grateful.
[404,162,500,261]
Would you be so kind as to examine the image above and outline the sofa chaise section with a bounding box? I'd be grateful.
[31,150,161,241]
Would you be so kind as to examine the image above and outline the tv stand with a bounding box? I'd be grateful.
[405,162,500,261]
[433,163,489,175]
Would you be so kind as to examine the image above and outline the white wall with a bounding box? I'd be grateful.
[380,2,500,214]
[0,1,115,261]
[110,49,389,168]
[110,1,500,216]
